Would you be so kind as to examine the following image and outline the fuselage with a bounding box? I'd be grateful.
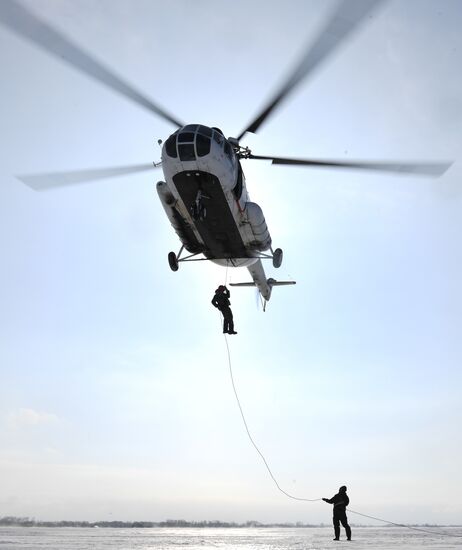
[157,124,272,268]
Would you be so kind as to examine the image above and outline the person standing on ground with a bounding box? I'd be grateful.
[323,485,351,541]
[211,285,237,335]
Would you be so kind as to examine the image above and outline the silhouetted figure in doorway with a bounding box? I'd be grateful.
[211,285,237,335]
[323,485,351,541]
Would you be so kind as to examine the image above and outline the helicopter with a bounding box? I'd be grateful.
[0,0,452,304]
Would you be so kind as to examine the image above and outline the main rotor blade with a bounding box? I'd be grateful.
[236,0,383,141]
[249,155,453,177]
[0,1,183,127]
[18,163,157,191]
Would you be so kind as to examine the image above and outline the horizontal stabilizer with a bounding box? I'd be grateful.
[230,275,296,308]
[267,278,296,287]
[229,279,296,288]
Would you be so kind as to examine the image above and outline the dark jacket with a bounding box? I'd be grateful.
[325,492,349,513]
[212,288,231,310]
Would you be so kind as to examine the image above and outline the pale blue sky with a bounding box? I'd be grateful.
[0,0,461,524]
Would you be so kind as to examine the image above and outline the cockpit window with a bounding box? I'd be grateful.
[198,125,212,137]
[178,143,195,161]
[196,134,211,157]
[165,133,177,158]
[183,124,199,132]
[213,131,224,145]
[178,132,195,142]
[166,125,214,161]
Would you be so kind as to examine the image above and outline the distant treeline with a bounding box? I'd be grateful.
[0,517,323,528]
[0,516,458,529]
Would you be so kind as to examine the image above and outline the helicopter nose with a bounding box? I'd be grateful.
[165,124,214,161]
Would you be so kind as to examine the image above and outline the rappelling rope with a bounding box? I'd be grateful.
[222,334,462,538]
[347,509,462,538]
[223,334,320,503]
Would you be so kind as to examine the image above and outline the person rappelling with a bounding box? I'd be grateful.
[211,285,237,335]
[323,485,352,541]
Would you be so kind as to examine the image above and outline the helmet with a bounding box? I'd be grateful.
[217,285,225,292]
[339,486,347,492]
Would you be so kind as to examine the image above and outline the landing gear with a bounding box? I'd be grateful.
[272,248,283,268]
[168,251,179,271]
[167,245,206,272]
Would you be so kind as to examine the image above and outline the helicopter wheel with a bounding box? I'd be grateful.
[168,251,179,272]
[272,248,283,268]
